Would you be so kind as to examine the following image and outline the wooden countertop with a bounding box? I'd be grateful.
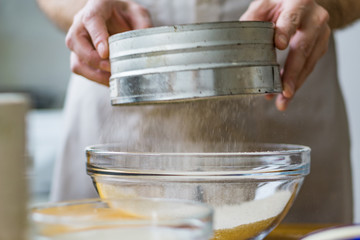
[265,223,339,240]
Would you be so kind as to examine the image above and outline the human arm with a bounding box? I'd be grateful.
[37,0,87,32]
[241,0,360,111]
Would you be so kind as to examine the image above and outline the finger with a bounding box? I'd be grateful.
[282,4,330,98]
[107,3,133,35]
[70,52,111,86]
[66,27,110,72]
[82,11,111,59]
[117,1,152,29]
[275,27,330,112]
[239,0,274,21]
[275,94,290,111]
[265,94,275,100]
[281,27,319,99]
[296,25,331,91]
[274,0,310,50]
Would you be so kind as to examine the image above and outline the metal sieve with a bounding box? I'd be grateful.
[109,21,281,105]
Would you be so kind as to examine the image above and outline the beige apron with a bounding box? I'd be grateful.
[51,0,353,223]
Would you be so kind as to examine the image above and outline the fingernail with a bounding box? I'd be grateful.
[277,95,289,111]
[278,34,288,48]
[97,42,107,59]
[283,82,295,98]
[265,94,275,100]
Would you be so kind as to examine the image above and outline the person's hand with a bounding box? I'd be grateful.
[240,0,330,111]
[66,0,152,86]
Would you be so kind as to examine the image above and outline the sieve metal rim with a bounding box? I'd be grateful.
[109,21,275,43]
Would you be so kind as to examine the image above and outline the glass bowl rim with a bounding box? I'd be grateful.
[86,143,311,177]
[301,224,360,239]
[86,143,311,157]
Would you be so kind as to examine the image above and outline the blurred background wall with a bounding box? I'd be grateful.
[0,0,70,108]
[1,0,359,222]
[0,0,69,202]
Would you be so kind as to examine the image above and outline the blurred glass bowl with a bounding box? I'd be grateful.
[30,198,213,240]
[301,225,360,240]
[86,142,310,240]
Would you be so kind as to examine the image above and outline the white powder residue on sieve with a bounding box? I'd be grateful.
[214,190,292,230]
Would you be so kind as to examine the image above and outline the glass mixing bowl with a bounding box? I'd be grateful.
[30,198,213,240]
[301,225,360,240]
[86,143,310,240]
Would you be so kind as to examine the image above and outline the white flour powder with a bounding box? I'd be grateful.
[214,190,292,230]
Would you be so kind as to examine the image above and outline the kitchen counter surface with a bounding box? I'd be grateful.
[265,223,339,239]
